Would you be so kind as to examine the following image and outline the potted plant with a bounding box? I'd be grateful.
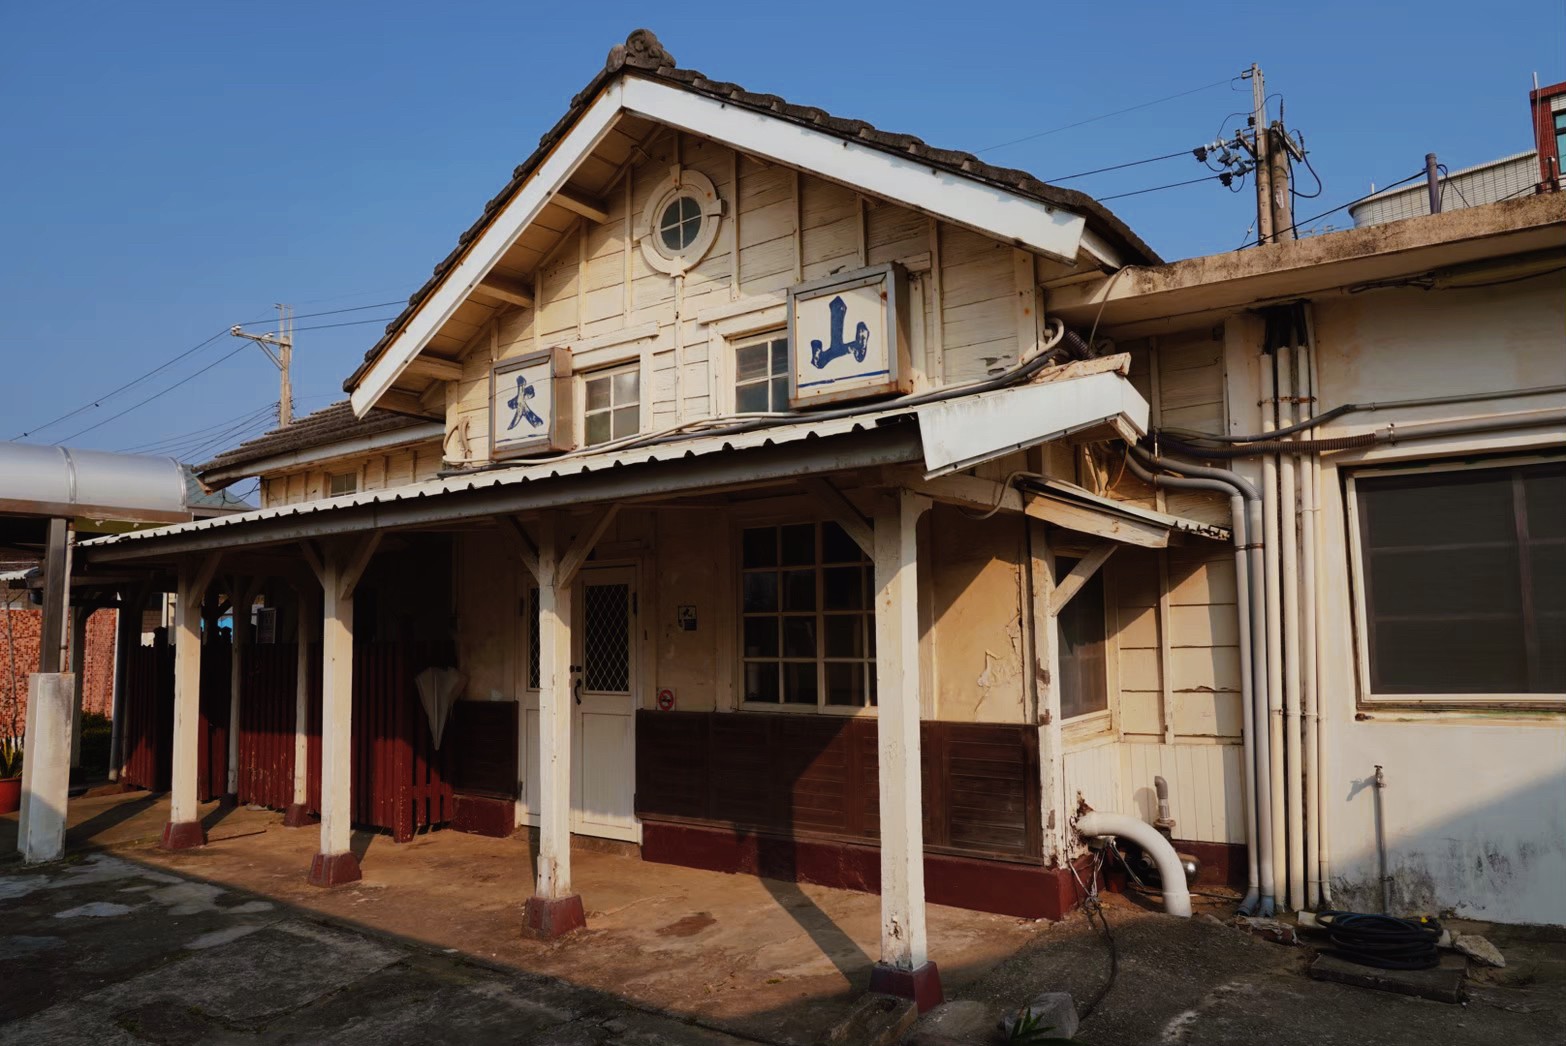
[0,734,20,815]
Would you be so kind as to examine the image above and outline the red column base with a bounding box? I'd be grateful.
[159,820,207,851]
[868,960,944,1014]
[523,894,587,939]
[282,803,313,828]
[307,851,362,888]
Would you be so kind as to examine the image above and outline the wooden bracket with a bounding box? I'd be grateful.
[499,516,542,581]
[799,477,874,557]
[190,551,223,600]
[558,505,620,589]
[337,532,384,602]
[1049,543,1116,616]
[299,541,326,588]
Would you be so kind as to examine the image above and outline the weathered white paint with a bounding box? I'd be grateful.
[169,558,217,828]
[19,673,72,863]
[534,514,575,900]
[873,490,930,970]
[292,590,315,809]
[318,555,354,860]
[1307,278,1566,923]
[917,369,1149,477]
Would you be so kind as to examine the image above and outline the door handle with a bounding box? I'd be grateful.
[573,677,583,705]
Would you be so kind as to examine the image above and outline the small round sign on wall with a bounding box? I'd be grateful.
[656,687,676,712]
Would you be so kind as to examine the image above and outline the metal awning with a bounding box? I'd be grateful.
[0,443,192,523]
[80,365,1162,566]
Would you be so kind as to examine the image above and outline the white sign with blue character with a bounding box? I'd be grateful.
[788,264,910,407]
[490,346,573,458]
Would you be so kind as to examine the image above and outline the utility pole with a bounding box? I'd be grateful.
[1245,63,1275,246]
[230,304,294,426]
[1269,122,1296,240]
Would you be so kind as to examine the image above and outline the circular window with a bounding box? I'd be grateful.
[659,195,704,252]
[639,171,722,274]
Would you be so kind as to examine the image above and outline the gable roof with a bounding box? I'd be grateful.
[195,400,440,482]
[343,29,1160,407]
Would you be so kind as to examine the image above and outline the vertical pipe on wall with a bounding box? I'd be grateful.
[1261,353,1287,909]
[1294,341,1320,910]
[1302,310,1330,907]
[1278,345,1305,911]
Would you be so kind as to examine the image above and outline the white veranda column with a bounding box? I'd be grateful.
[870,489,940,1006]
[162,562,209,850]
[226,581,249,800]
[310,555,359,886]
[524,513,584,937]
[285,588,315,827]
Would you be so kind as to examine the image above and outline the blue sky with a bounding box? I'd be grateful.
[2,2,1559,472]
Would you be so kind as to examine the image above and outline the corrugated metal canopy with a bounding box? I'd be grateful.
[0,443,193,523]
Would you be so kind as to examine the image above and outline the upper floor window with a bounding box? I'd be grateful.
[740,521,875,712]
[1350,457,1564,703]
[328,471,358,496]
[582,366,640,447]
[735,335,789,414]
[1057,559,1108,721]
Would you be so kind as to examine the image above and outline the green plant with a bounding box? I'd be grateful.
[1006,1010,1075,1044]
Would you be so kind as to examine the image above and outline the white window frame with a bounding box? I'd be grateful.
[729,331,791,416]
[576,362,643,448]
[734,516,878,718]
[327,469,359,497]
[1053,545,1116,740]
[1345,452,1566,709]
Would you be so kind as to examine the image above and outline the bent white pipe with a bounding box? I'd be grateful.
[1075,811,1193,918]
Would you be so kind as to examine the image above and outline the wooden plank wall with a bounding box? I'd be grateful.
[636,711,1040,863]
[444,130,1026,466]
[261,443,444,509]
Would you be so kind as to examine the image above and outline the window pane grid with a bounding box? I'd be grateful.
[583,367,640,447]
[734,336,790,413]
[740,521,874,711]
[1356,460,1565,697]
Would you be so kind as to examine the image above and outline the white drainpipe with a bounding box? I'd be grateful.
[1076,811,1193,918]
[1279,343,1306,912]
[1296,332,1324,910]
[1261,353,1288,911]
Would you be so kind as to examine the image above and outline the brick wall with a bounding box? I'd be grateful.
[0,604,118,739]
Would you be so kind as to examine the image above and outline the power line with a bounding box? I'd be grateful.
[118,401,279,454]
[232,299,406,325]
[980,76,1239,154]
[11,328,230,440]
[148,407,281,462]
[289,316,398,334]
[1047,148,1195,184]
[53,343,252,445]
[1097,172,1232,202]
[1240,169,1428,248]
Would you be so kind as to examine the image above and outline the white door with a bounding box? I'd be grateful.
[517,565,640,842]
[570,565,639,841]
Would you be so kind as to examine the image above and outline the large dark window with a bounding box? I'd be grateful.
[740,521,875,711]
[1057,559,1109,720]
[1355,460,1564,697]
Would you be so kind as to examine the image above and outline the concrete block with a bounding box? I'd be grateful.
[1309,952,1466,1004]
[20,673,73,864]
[818,991,916,1046]
[905,999,996,1045]
[1000,991,1078,1041]
[1453,933,1505,968]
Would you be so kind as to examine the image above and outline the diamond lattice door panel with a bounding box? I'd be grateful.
[583,582,631,693]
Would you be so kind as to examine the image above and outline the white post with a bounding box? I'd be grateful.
[19,673,73,863]
[524,512,584,937]
[162,563,208,850]
[286,589,315,826]
[310,554,359,886]
[1028,519,1066,864]
[869,489,940,1009]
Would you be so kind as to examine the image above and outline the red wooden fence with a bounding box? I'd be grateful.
[120,638,454,844]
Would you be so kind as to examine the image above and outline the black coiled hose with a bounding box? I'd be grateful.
[1316,910,1443,970]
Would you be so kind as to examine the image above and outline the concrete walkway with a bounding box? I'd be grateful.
[1,790,1038,1044]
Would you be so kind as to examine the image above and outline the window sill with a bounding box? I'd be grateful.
[737,701,877,717]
